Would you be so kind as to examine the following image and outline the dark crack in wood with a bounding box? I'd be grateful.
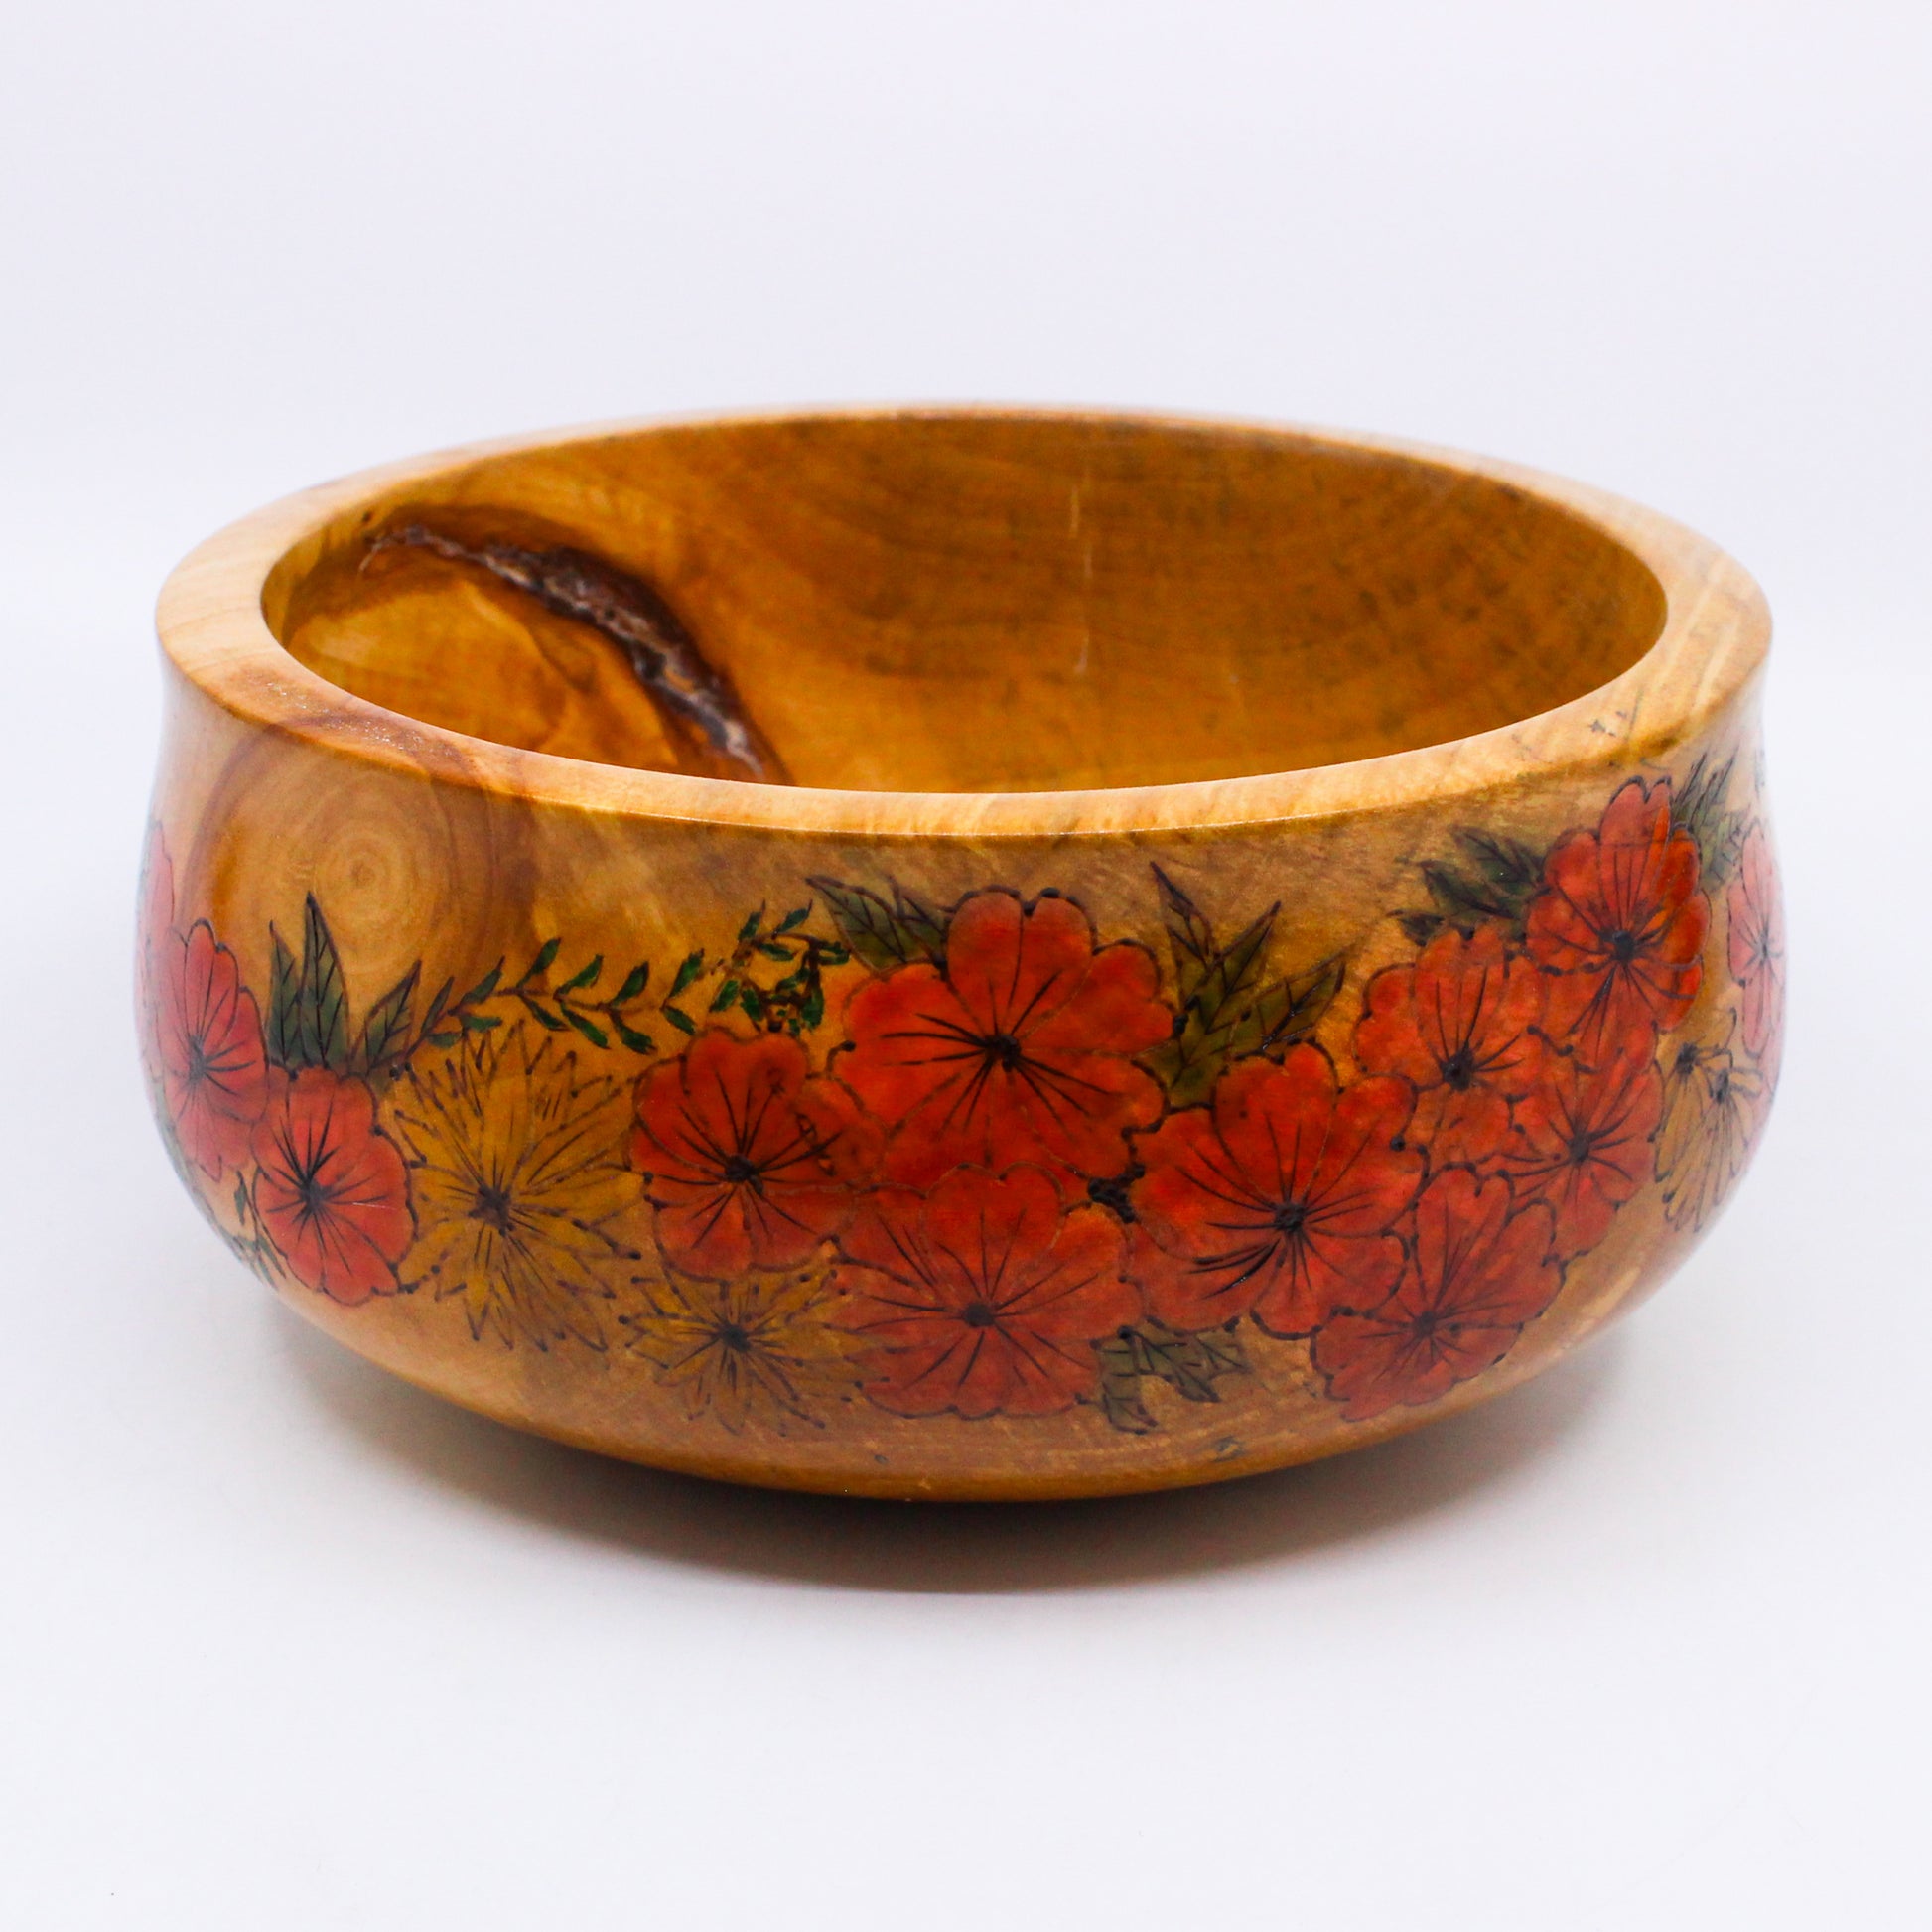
[364,523,789,784]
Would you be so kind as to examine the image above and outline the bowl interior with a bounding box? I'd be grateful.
[263,413,1667,794]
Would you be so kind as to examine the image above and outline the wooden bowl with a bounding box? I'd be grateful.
[147,409,1782,1499]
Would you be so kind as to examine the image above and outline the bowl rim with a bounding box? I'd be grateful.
[155,405,1770,841]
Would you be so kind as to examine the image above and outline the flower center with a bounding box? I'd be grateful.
[720,1154,761,1186]
[960,1299,999,1329]
[1440,1047,1476,1091]
[714,1321,753,1353]
[471,1182,515,1232]
[1565,1129,1599,1166]
[1272,1198,1310,1238]
[980,1032,1027,1069]
[1606,928,1639,964]
[185,1035,213,1086]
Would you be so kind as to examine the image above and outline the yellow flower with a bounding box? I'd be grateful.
[1656,1009,1763,1233]
[621,1266,858,1432]
[386,1025,643,1349]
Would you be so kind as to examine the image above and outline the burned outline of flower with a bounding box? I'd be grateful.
[251,1066,414,1305]
[1526,776,1709,1066]
[157,918,270,1179]
[1127,1044,1423,1337]
[1726,823,1785,1064]
[621,1265,858,1431]
[1655,1010,1764,1233]
[831,1164,1141,1419]
[1311,1168,1561,1422]
[837,888,1173,1188]
[630,1028,880,1281]
[1499,1038,1663,1259]
[1352,920,1544,1167]
[387,1024,643,1349]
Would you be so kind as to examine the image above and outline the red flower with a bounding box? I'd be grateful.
[831,1165,1138,1418]
[1311,1169,1561,1422]
[839,891,1172,1186]
[1499,1041,1662,1258]
[251,1068,414,1305]
[632,1029,880,1279]
[1726,824,1784,1062]
[1527,778,1709,1064]
[1127,1046,1423,1335]
[1353,922,1543,1165]
[136,825,176,1082]
[156,920,269,1177]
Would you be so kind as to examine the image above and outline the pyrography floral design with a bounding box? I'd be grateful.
[837,889,1172,1187]
[1353,922,1543,1166]
[156,920,270,1179]
[1726,825,1785,1064]
[1311,1169,1559,1421]
[830,1165,1140,1418]
[1126,1046,1422,1337]
[250,1067,413,1305]
[140,753,1781,1440]
[1654,1011,1764,1234]
[621,1266,858,1432]
[386,1026,644,1349]
[630,1029,878,1280]
[1526,777,1708,1066]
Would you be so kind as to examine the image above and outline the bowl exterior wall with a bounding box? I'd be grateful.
[139,670,1781,1498]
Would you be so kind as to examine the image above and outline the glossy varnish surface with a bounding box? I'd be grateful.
[146,411,1780,1497]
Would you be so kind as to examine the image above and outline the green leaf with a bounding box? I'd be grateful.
[1456,829,1544,899]
[1395,911,1444,948]
[518,937,561,986]
[458,962,502,1009]
[806,876,946,971]
[356,961,420,1072]
[708,978,740,1013]
[265,927,300,1068]
[1093,1320,1250,1433]
[1408,827,1548,936]
[1095,1351,1160,1433]
[612,960,651,1004]
[1147,902,1279,1105]
[560,1006,610,1048]
[1676,752,1747,888]
[418,975,454,1042]
[890,886,948,962]
[1240,951,1346,1058]
[1421,859,1521,928]
[519,994,568,1032]
[738,984,766,1025]
[1151,865,1218,1002]
[774,904,811,934]
[613,1019,656,1054]
[738,906,764,942]
[297,896,350,1072]
[662,1005,697,1036]
[1137,1321,1249,1403]
[460,1012,501,1033]
[425,1029,461,1048]
[800,984,826,1032]
[669,950,705,996]
[756,941,794,961]
[556,953,603,994]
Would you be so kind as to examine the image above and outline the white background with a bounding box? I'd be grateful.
[2,4,1926,1926]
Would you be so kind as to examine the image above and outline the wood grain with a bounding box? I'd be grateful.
[145,410,1777,1499]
